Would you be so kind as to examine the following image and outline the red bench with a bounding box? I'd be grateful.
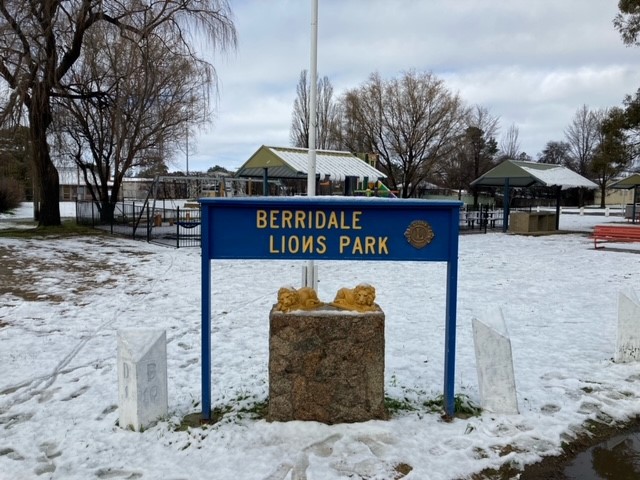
[593,224,640,249]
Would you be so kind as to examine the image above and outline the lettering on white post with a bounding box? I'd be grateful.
[117,330,168,431]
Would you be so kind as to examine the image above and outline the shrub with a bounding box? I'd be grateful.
[0,177,23,213]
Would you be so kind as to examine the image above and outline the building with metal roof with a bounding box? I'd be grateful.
[471,160,597,190]
[236,146,386,184]
[471,160,597,231]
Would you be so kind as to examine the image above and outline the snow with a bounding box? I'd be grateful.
[519,165,598,189]
[1,203,640,479]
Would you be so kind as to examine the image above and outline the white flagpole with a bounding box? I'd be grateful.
[307,0,318,198]
[304,0,319,289]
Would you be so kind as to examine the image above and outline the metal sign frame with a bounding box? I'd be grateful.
[200,197,462,418]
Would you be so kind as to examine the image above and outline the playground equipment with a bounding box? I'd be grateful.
[354,179,397,198]
[115,175,230,246]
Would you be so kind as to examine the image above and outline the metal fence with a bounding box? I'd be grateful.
[76,199,504,247]
[75,200,201,248]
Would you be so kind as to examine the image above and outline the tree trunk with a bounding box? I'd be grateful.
[29,83,61,226]
[600,184,606,208]
[100,200,115,223]
[99,184,114,223]
[578,187,584,207]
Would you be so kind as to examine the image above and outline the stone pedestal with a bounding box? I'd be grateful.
[472,308,519,414]
[117,329,168,431]
[616,289,640,363]
[268,307,385,424]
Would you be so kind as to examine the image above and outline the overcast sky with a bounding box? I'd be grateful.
[178,0,640,173]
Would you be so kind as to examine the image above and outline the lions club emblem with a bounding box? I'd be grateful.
[404,220,434,249]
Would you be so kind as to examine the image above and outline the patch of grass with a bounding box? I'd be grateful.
[176,397,269,430]
[0,240,129,303]
[238,399,268,419]
[384,396,417,414]
[424,394,482,419]
[0,220,103,238]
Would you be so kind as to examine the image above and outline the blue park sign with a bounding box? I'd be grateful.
[200,197,462,418]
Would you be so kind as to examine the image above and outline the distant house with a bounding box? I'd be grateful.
[121,177,154,201]
[235,146,387,196]
[57,166,92,201]
[598,173,640,209]
[57,165,158,202]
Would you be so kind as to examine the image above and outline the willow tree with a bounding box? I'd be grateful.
[340,71,467,198]
[54,24,213,222]
[0,0,236,226]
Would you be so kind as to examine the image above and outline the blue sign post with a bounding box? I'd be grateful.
[200,197,462,418]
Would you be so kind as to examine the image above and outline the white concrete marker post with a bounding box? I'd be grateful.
[472,307,519,414]
[118,329,168,431]
[616,289,640,363]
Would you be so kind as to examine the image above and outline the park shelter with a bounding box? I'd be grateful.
[471,160,597,231]
[235,146,387,195]
[609,173,640,223]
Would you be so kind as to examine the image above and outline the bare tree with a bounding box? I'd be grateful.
[0,0,236,226]
[562,106,600,206]
[499,124,521,159]
[467,105,500,140]
[333,90,374,155]
[54,24,211,222]
[538,141,572,165]
[564,105,600,176]
[340,71,467,198]
[290,70,340,150]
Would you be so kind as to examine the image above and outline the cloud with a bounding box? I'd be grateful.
[183,0,640,172]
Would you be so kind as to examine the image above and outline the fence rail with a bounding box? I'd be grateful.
[76,200,503,247]
[75,200,201,248]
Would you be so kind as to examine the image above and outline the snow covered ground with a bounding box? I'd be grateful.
[1,203,640,479]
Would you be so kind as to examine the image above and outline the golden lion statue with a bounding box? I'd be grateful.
[331,284,378,312]
[275,286,323,313]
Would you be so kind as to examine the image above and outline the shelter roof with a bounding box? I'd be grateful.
[471,160,597,189]
[235,146,387,182]
[609,173,640,189]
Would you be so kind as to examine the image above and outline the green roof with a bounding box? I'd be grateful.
[471,160,597,189]
[609,173,640,189]
[235,146,386,182]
